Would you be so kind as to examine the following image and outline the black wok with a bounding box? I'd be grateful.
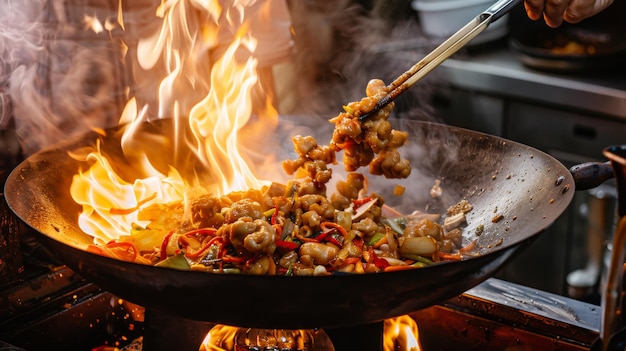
[4,119,574,329]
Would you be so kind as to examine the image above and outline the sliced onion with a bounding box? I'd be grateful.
[381,257,407,266]
[352,198,378,221]
[381,204,404,218]
[399,236,438,257]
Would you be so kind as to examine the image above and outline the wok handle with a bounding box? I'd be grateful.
[570,161,614,191]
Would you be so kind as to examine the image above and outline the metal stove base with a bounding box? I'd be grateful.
[0,277,601,351]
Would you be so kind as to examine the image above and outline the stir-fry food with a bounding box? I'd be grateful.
[86,79,475,275]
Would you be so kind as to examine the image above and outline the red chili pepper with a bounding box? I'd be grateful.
[245,256,259,268]
[186,236,224,260]
[314,230,332,242]
[344,257,361,265]
[320,222,349,239]
[296,235,317,243]
[273,224,283,240]
[326,233,343,247]
[160,230,175,261]
[104,241,139,262]
[215,237,229,262]
[352,197,373,207]
[370,249,390,269]
[439,252,462,261]
[183,228,218,237]
[222,255,246,263]
[353,236,364,249]
[86,244,107,256]
[270,205,279,225]
[275,239,299,251]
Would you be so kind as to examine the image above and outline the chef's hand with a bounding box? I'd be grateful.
[524,0,614,27]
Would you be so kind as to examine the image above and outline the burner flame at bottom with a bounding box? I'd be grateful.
[384,316,422,351]
[201,325,334,351]
[199,316,421,351]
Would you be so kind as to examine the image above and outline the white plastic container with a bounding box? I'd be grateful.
[412,0,509,44]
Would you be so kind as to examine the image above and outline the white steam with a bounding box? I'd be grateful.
[0,0,123,155]
[0,0,443,157]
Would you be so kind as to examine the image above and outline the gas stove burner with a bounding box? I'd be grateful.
[203,325,334,351]
[0,270,602,351]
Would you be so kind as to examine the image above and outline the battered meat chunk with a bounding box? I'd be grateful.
[329,79,411,179]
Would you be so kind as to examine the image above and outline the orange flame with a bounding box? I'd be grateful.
[198,317,422,351]
[70,140,186,244]
[384,316,423,351]
[70,0,286,244]
[200,325,333,351]
[200,325,239,351]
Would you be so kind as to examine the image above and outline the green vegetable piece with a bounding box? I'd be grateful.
[366,233,385,246]
[263,208,276,219]
[156,252,191,270]
[401,253,434,265]
[381,218,404,235]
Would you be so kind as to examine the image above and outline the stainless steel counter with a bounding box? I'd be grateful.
[439,49,626,120]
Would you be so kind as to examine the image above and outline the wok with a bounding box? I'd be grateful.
[4,118,574,329]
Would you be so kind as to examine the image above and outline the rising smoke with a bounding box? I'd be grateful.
[286,0,441,123]
[0,0,442,157]
[0,0,126,155]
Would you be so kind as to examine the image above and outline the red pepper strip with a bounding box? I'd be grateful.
[105,241,139,260]
[320,222,349,239]
[88,241,139,262]
[326,233,343,247]
[185,236,224,260]
[215,239,240,272]
[245,256,259,268]
[344,257,361,265]
[352,197,373,208]
[295,223,344,245]
[353,236,364,249]
[439,252,462,261]
[183,228,218,237]
[374,258,390,269]
[275,239,299,251]
[370,249,390,269]
[295,231,325,243]
[160,230,175,261]
[273,224,283,240]
[270,205,279,225]
[314,230,332,242]
[384,265,416,272]
[222,255,246,263]
[86,244,107,256]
